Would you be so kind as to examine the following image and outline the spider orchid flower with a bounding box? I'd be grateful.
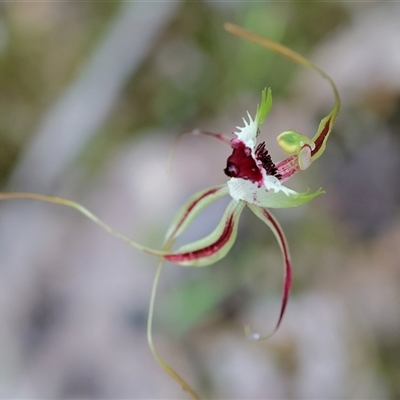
[159,85,333,337]
[0,24,340,400]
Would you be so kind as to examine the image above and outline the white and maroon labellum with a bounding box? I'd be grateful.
[224,139,281,185]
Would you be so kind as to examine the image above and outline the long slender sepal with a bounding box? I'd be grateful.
[224,23,340,162]
[247,205,292,340]
[0,192,167,256]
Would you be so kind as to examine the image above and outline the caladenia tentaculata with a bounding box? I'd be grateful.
[0,23,340,400]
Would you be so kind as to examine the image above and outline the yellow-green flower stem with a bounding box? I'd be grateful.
[148,259,201,400]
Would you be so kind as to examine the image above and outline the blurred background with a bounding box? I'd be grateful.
[0,1,399,398]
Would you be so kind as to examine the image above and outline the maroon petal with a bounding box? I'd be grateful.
[247,205,292,339]
[165,185,229,246]
[165,199,245,267]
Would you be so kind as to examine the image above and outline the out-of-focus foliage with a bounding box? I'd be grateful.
[1,1,400,399]
[0,2,119,184]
